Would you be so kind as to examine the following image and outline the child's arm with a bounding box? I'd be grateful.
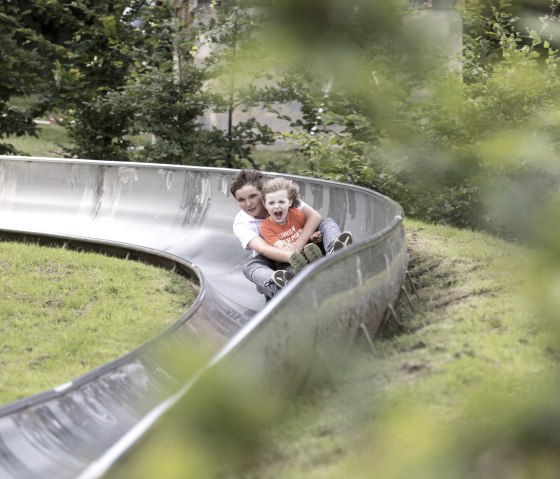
[272,239,290,250]
[292,205,322,252]
[247,235,292,262]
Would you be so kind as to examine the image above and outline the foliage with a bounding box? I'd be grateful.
[0,3,53,154]
[264,0,560,238]
[109,0,280,167]
[46,0,177,161]
[194,1,278,167]
[1,0,190,162]
[104,220,560,478]
[106,64,210,165]
[5,0,560,234]
[9,0,280,165]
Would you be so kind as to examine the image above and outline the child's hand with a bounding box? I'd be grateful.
[309,231,322,244]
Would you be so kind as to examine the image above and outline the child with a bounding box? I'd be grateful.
[259,177,325,269]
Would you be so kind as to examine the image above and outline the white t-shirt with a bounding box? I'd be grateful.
[233,200,308,251]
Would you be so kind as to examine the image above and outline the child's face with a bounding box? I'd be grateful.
[264,189,292,224]
[235,184,267,219]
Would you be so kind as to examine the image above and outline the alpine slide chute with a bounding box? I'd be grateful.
[0,156,407,478]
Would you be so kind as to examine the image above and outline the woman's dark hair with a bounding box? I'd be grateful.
[230,169,265,197]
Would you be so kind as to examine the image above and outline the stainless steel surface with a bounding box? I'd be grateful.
[0,156,407,478]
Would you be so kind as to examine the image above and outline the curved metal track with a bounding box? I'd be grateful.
[0,156,407,478]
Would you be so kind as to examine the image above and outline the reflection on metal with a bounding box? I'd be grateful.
[0,156,407,479]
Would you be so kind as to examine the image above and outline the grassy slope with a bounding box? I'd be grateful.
[0,241,199,405]
[240,219,557,479]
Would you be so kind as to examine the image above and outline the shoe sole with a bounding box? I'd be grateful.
[271,270,294,288]
[288,252,308,273]
[333,231,353,252]
[304,243,323,263]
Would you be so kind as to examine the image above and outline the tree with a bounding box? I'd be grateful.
[115,63,212,165]
[196,0,278,167]
[45,0,177,161]
[0,2,53,154]
[253,0,560,238]
[1,0,285,166]
[0,0,180,161]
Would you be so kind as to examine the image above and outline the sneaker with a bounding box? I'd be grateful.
[288,251,308,273]
[271,269,295,288]
[304,243,324,263]
[333,231,353,252]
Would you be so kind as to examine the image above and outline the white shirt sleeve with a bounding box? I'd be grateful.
[233,210,261,250]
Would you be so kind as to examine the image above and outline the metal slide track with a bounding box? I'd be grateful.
[0,156,407,478]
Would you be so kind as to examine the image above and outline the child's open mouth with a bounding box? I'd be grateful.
[274,211,283,221]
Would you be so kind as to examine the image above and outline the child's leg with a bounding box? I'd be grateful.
[318,218,342,255]
[242,254,281,297]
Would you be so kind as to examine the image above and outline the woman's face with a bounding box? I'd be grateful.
[234,184,268,219]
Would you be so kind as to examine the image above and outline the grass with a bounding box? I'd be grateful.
[0,240,199,406]
[4,107,151,159]
[5,96,71,157]
[238,220,556,479]
[105,218,559,479]
[7,123,73,158]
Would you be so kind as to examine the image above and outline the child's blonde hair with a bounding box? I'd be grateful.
[261,177,301,208]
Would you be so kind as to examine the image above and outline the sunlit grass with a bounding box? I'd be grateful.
[241,220,554,478]
[6,120,154,159]
[7,123,73,157]
[0,240,199,406]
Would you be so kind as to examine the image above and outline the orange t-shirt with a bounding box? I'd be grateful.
[260,208,306,246]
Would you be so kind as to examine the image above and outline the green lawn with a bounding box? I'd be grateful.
[5,120,151,159]
[7,123,72,158]
[1,121,202,406]
[0,240,199,405]
[240,220,556,479]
